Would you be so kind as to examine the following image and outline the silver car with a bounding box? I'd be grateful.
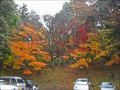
[73,78,90,90]
[99,82,115,90]
[0,80,19,90]
[0,76,26,90]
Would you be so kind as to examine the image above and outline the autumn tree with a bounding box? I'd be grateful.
[55,0,107,68]
[43,12,76,65]
[42,0,98,66]
[94,0,120,66]
[7,24,50,74]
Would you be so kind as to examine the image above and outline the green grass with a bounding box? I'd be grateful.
[0,65,120,90]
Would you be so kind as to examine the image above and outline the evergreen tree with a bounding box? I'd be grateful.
[0,0,19,65]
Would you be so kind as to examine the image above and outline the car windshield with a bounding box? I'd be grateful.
[75,80,88,85]
[101,83,114,88]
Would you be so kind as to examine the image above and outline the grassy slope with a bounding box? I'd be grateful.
[0,65,120,90]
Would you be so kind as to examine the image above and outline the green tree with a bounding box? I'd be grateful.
[95,0,120,65]
[0,0,19,65]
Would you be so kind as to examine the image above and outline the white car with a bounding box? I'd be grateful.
[0,76,26,90]
[73,78,90,90]
[0,80,19,90]
[99,82,115,90]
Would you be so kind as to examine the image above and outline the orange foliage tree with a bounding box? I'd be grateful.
[10,24,50,74]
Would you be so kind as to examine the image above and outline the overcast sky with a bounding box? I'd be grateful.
[15,0,70,17]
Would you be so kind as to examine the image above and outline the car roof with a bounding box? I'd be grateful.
[76,78,88,80]
[0,76,22,79]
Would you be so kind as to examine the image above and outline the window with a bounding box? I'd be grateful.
[0,81,7,85]
[17,79,24,83]
[11,78,16,85]
[101,83,114,88]
[75,80,88,85]
[0,78,10,84]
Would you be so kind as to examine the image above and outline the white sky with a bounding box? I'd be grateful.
[15,0,70,16]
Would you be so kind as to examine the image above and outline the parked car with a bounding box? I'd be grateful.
[99,82,115,90]
[0,80,19,90]
[73,78,90,90]
[0,76,26,90]
[24,79,39,90]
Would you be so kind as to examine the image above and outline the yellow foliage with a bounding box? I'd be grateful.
[90,41,100,50]
[70,53,78,59]
[86,57,92,63]
[88,33,99,41]
[79,43,89,48]
[95,51,106,59]
[70,48,87,58]
[81,21,86,24]
[79,51,87,56]
[13,65,21,70]
[4,56,16,67]
[105,53,120,66]
[111,20,117,25]
[70,59,88,69]
[90,51,95,55]
[69,40,73,45]
[69,39,106,69]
